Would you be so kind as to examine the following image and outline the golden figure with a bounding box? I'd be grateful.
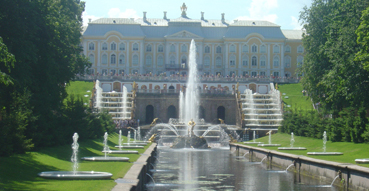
[218,118,225,124]
[229,134,237,143]
[150,118,159,127]
[188,119,196,135]
[148,134,156,142]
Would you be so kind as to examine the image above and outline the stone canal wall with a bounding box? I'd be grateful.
[230,143,369,191]
[112,143,157,191]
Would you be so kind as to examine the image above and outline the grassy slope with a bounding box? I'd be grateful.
[242,133,369,168]
[278,83,313,110]
[0,133,151,191]
[65,81,94,104]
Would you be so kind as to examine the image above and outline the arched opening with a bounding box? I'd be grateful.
[113,82,121,92]
[167,105,177,120]
[168,85,175,93]
[217,106,225,123]
[249,84,256,93]
[198,106,205,120]
[145,105,154,124]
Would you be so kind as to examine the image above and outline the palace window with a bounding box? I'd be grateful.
[158,45,164,52]
[273,45,279,53]
[230,45,235,52]
[285,72,291,77]
[170,44,175,52]
[181,44,187,52]
[297,56,303,67]
[229,55,236,66]
[297,45,304,53]
[284,56,291,68]
[111,54,116,64]
[242,45,249,52]
[273,72,279,77]
[119,55,125,65]
[146,45,152,52]
[181,56,187,66]
[157,55,164,66]
[260,45,266,53]
[243,71,248,76]
[260,55,266,67]
[89,42,94,50]
[133,43,139,51]
[242,56,249,66]
[204,56,210,66]
[216,56,222,66]
[205,46,210,53]
[252,56,257,66]
[102,43,107,50]
[101,54,107,64]
[273,56,279,67]
[110,69,116,75]
[119,43,125,50]
[111,42,116,50]
[170,56,176,65]
[89,54,94,64]
[260,71,266,76]
[251,45,257,53]
[251,72,257,77]
[216,46,222,53]
[146,55,152,65]
[118,69,124,75]
[102,69,108,75]
[132,55,138,65]
[285,45,291,53]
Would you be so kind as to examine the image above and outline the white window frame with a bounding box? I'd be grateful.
[205,46,210,53]
[132,55,139,65]
[110,54,116,64]
[133,43,139,51]
[111,42,116,51]
[119,43,125,51]
[102,43,107,50]
[89,42,94,50]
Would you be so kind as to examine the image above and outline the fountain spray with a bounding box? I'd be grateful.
[71,133,79,175]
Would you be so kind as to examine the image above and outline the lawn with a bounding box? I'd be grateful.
[242,133,369,168]
[0,133,151,191]
[277,83,313,110]
[65,81,94,104]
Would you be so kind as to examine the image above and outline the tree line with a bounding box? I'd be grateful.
[0,0,114,156]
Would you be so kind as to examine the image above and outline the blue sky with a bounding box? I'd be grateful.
[82,0,312,29]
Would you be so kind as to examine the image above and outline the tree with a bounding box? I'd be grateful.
[356,6,369,71]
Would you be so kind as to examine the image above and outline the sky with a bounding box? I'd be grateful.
[82,0,313,30]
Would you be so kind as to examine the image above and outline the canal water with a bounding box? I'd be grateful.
[146,148,340,191]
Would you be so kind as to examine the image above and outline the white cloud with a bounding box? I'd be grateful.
[291,16,302,30]
[108,8,139,18]
[82,11,100,26]
[235,0,278,23]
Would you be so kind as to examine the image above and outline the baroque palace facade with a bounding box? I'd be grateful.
[81,4,304,78]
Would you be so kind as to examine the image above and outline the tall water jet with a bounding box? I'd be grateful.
[95,80,103,112]
[122,86,128,118]
[290,132,295,147]
[307,131,342,155]
[244,130,263,144]
[258,131,281,147]
[71,133,79,174]
[278,132,306,150]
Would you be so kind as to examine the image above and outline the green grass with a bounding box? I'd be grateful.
[0,133,151,191]
[65,81,94,104]
[278,83,313,110]
[241,133,369,168]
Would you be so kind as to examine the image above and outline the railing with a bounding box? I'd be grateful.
[75,75,300,83]
[136,89,236,95]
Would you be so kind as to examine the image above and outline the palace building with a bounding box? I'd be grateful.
[81,3,304,78]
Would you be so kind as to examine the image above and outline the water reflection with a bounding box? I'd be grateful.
[147,149,340,191]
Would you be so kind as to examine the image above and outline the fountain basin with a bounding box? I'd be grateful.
[258,144,281,147]
[243,142,264,144]
[81,156,130,161]
[38,171,113,179]
[123,142,147,146]
[102,150,138,154]
[355,159,369,164]
[115,145,144,149]
[278,147,307,150]
[307,152,343,155]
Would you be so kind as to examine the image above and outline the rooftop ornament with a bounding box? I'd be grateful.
[180,3,187,17]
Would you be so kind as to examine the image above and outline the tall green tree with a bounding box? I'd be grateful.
[356,6,369,71]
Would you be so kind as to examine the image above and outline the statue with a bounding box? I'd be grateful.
[148,134,156,142]
[150,118,159,127]
[229,134,237,143]
[180,3,187,16]
[218,118,225,124]
[188,119,196,136]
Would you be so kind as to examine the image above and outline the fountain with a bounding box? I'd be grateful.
[38,133,113,179]
[258,131,281,147]
[82,132,131,161]
[118,130,145,148]
[244,131,264,144]
[307,131,343,155]
[106,130,139,154]
[278,132,306,150]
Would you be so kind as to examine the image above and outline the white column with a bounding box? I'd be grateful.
[238,44,242,70]
[126,41,129,74]
[176,43,179,68]
[267,43,271,77]
[140,40,144,74]
[97,40,101,73]
[212,44,215,74]
[153,43,156,74]
[225,43,228,75]
[280,44,284,77]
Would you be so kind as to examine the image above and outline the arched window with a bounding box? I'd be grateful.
[242,55,248,66]
[146,45,152,52]
[89,42,94,50]
[230,45,235,52]
[170,44,175,52]
[260,45,266,53]
[260,55,266,67]
[229,55,236,66]
[181,56,187,68]
[102,43,107,50]
[181,44,187,52]
[157,55,164,66]
[132,55,138,65]
[111,54,116,64]
[133,43,138,51]
[170,56,175,65]
[119,43,125,50]
[89,54,94,64]
[101,54,107,64]
[273,56,279,67]
[204,56,210,66]
[111,42,116,50]
[158,45,164,52]
[146,55,152,65]
[285,45,291,53]
[297,45,304,53]
[119,55,125,65]
[284,56,291,68]
[242,45,249,52]
[273,45,279,53]
[216,56,222,66]
[216,46,222,53]
[297,56,303,67]
[205,46,210,53]
[251,45,257,53]
[252,56,257,66]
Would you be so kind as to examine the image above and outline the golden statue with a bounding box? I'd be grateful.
[218,118,225,124]
[148,134,156,142]
[150,118,159,127]
[188,119,196,135]
[236,82,239,91]
[229,134,237,143]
